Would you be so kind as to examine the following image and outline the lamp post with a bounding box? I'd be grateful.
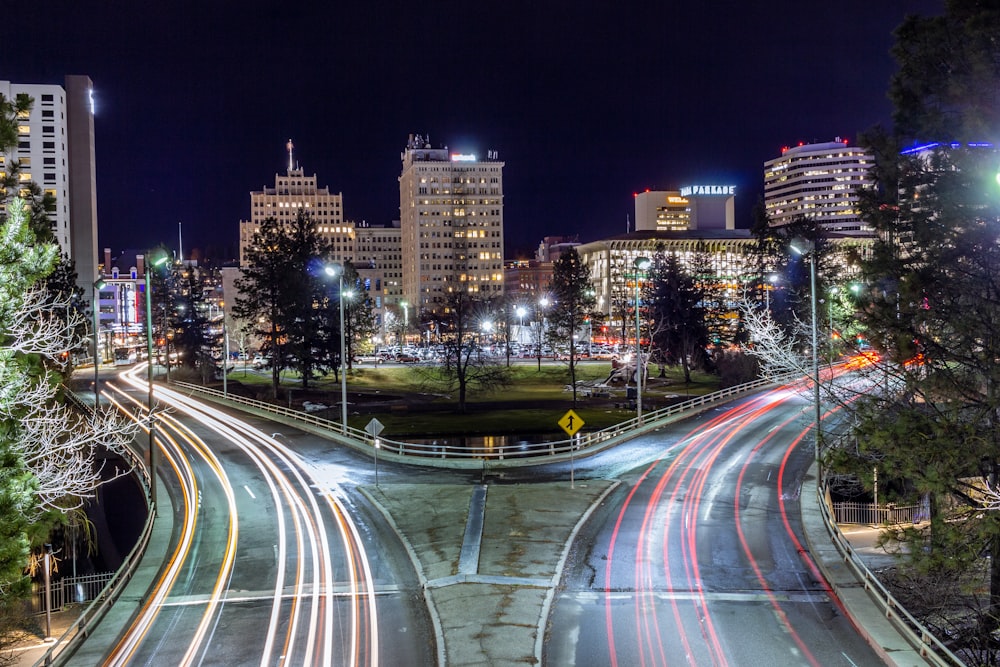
[221,301,230,397]
[634,257,651,423]
[400,300,409,347]
[324,265,349,434]
[144,252,169,514]
[765,273,778,311]
[92,278,106,409]
[790,240,821,463]
[516,306,526,346]
[537,297,550,370]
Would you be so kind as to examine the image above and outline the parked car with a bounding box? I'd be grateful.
[252,354,270,369]
[396,353,421,363]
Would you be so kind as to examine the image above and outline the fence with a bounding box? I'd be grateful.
[832,501,926,526]
[32,572,115,614]
[173,371,802,467]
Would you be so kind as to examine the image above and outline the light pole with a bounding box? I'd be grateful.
[324,265,349,434]
[765,273,778,311]
[144,252,169,514]
[537,297,550,370]
[221,301,230,397]
[790,240,821,463]
[634,257,651,423]
[400,300,409,347]
[92,278,106,409]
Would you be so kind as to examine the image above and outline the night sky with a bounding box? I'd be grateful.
[8,1,941,261]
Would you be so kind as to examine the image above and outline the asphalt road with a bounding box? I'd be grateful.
[86,366,434,666]
[545,386,882,666]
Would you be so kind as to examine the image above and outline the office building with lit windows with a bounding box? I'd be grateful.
[399,134,505,316]
[763,139,874,233]
[238,142,354,267]
[634,186,735,232]
[0,76,100,294]
[354,221,403,342]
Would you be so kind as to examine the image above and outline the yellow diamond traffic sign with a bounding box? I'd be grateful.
[558,409,585,437]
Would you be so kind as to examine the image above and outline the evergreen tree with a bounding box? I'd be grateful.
[548,248,597,405]
[834,0,1000,647]
[234,213,332,398]
[646,249,707,384]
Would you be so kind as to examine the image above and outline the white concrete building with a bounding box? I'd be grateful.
[1,75,100,294]
[763,139,874,233]
[399,134,505,316]
[354,221,403,341]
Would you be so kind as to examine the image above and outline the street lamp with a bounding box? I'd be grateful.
[92,277,106,410]
[400,300,409,347]
[790,240,821,463]
[324,264,349,434]
[765,273,778,311]
[634,257,651,423]
[143,252,169,514]
[537,297,550,370]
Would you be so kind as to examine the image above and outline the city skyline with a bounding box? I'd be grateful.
[7,1,941,260]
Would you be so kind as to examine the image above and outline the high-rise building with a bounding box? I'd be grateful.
[354,221,403,343]
[634,186,736,232]
[238,141,353,267]
[0,75,100,294]
[399,134,505,316]
[763,139,874,233]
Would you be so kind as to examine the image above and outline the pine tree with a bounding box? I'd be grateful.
[548,248,597,405]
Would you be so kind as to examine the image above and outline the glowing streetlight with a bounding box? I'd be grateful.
[92,277,106,409]
[790,239,820,463]
[537,297,550,370]
[144,251,170,513]
[324,264,349,434]
[634,257,651,423]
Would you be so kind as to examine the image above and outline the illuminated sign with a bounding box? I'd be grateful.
[666,196,689,204]
[680,185,736,197]
[451,153,477,162]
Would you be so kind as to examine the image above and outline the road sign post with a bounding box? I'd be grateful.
[558,411,585,489]
[365,418,385,486]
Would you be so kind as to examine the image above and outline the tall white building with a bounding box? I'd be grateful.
[354,221,403,341]
[1,75,100,293]
[763,139,874,233]
[399,134,505,316]
[238,142,353,266]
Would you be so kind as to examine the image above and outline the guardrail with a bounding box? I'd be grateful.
[817,481,963,665]
[173,371,802,467]
[32,391,157,667]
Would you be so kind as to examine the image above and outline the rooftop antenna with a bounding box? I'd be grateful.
[626,214,631,233]
[286,138,294,173]
[178,222,183,262]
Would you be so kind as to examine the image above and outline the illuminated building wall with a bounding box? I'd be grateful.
[238,146,352,267]
[634,186,736,232]
[399,133,505,315]
[0,76,99,294]
[764,139,874,233]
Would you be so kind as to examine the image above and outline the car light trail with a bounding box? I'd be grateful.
[103,365,378,666]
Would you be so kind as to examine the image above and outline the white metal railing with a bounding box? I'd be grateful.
[32,572,115,613]
[818,481,962,665]
[174,371,802,465]
[832,501,926,526]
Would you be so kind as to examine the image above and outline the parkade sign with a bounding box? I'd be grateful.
[680,185,736,197]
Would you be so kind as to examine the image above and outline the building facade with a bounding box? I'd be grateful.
[763,139,874,233]
[238,144,353,267]
[399,134,505,316]
[1,75,100,294]
[354,221,403,345]
[634,185,736,232]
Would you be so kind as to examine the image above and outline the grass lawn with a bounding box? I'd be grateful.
[223,361,720,436]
